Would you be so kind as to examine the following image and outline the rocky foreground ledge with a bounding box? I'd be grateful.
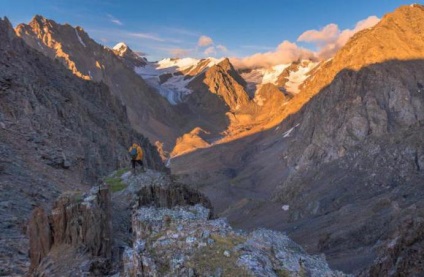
[28,170,347,277]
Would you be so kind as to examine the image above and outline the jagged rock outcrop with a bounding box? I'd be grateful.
[29,187,112,276]
[27,169,214,275]
[0,16,165,275]
[117,171,346,277]
[29,169,346,276]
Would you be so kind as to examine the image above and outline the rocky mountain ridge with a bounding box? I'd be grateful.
[29,169,347,277]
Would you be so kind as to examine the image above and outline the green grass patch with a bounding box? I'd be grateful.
[275,268,291,277]
[187,233,252,277]
[104,168,129,192]
[115,167,129,177]
[105,177,126,192]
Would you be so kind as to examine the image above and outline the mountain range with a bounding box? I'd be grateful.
[1,3,424,276]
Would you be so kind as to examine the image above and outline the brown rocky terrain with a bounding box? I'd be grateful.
[0,17,165,275]
[171,4,424,275]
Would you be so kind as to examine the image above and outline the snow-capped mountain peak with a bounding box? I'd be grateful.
[113,42,127,51]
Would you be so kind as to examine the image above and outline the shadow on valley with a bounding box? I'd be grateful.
[171,58,424,275]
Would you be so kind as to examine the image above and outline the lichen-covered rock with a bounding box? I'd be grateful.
[122,204,348,277]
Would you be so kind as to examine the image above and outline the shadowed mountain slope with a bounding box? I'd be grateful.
[0,17,165,275]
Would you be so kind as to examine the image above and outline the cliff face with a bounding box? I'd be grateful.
[0,17,165,275]
[29,187,112,275]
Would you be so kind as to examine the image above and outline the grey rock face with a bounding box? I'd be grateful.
[272,60,424,272]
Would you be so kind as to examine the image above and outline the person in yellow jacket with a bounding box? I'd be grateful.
[128,142,145,174]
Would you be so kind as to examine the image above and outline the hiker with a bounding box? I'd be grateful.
[129,142,145,174]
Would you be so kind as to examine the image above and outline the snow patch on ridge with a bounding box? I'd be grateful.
[135,57,222,104]
[262,64,291,84]
[283,123,300,138]
[285,62,317,94]
[113,42,127,51]
[75,30,86,47]
[241,64,290,94]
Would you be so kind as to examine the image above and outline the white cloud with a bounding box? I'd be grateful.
[230,15,380,69]
[128,32,165,42]
[204,46,216,56]
[298,16,380,59]
[297,23,339,45]
[231,40,316,69]
[203,44,229,56]
[107,14,123,26]
[216,45,228,52]
[169,48,191,58]
[198,35,213,47]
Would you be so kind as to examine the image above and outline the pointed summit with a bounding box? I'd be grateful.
[112,42,146,68]
[216,58,233,70]
[113,42,128,53]
[189,57,249,111]
[0,16,17,43]
[211,58,247,88]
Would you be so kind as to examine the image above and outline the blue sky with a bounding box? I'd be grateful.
[1,0,421,62]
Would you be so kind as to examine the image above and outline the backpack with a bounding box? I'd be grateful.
[129,147,138,159]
